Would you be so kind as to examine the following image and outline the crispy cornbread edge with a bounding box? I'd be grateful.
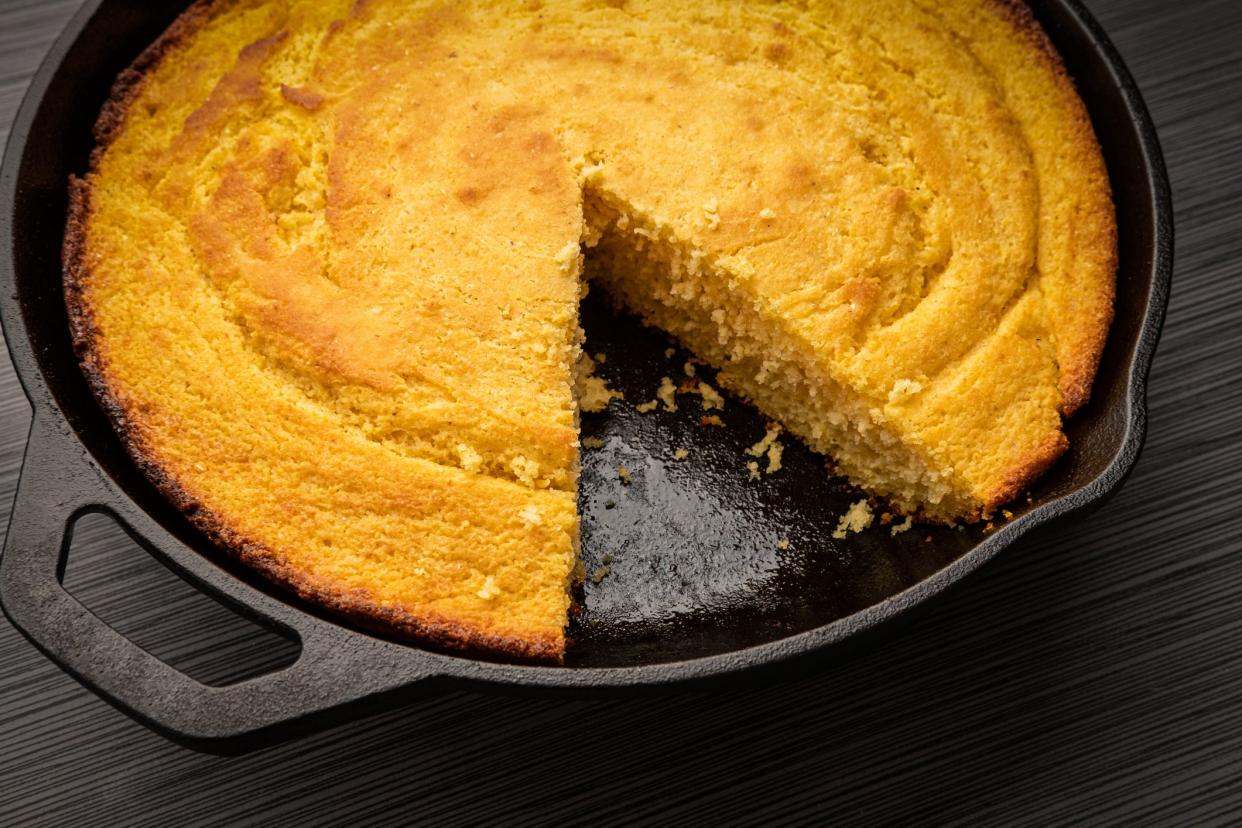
[62,0,564,664]
[989,0,1118,418]
[955,0,1116,514]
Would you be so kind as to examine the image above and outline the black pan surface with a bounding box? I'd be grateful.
[572,294,976,667]
[0,0,1170,750]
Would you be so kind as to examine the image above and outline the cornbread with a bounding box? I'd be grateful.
[833,499,877,540]
[65,0,1115,659]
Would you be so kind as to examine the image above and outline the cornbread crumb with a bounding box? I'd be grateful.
[683,361,696,377]
[664,348,676,359]
[832,499,875,539]
[696,381,725,410]
[576,354,622,412]
[766,441,784,474]
[672,448,690,461]
[591,565,611,585]
[582,436,605,449]
[456,443,483,473]
[891,515,914,535]
[888,379,925,403]
[578,378,621,412]
[617,464,631,484]
[747,426,782,458]
[702,198,720,230]
[554,240,580,273]
[700,415,724,427]
[656,376,678,412]
[777,537,790,550]
[1002,509,1015,520]
[509,455,542,486]
[477,576,500,600]
[636,399,660,413]
[747,461,761,481]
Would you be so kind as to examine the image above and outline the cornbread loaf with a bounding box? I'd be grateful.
[65,0,1115,660]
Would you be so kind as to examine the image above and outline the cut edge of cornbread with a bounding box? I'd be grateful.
[583,188,979,520]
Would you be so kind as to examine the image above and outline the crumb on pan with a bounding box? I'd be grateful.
[695,381,725,411]
[576,353,622,412]
[832,499,874,539]
[656,376,678,412]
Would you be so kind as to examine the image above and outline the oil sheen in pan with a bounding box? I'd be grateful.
[571,291,981,668]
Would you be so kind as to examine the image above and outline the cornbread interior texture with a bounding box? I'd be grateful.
[66,0,1115,659]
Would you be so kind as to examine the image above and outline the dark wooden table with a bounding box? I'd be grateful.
[1,0,1239,824]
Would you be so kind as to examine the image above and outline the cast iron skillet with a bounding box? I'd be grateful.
[0,0,1170,752]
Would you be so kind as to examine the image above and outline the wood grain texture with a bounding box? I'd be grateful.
[0,0,1239,824]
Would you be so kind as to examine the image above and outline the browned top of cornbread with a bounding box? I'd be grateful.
[66,0,1115,658]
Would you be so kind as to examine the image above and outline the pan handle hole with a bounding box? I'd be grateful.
[62,511,301,687]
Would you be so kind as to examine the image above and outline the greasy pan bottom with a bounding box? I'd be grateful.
[0,0,1169,750]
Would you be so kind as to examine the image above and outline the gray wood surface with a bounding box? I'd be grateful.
[1,0,1240,824]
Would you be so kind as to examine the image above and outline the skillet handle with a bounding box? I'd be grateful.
[0,414,437,751]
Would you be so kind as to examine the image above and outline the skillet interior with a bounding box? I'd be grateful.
[4,0,1163,671]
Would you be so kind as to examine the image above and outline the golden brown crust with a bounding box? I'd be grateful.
[90,0,224,156]
[1055,225,1117,416]
[987,0,1118,417]
[63,0,562,665]
[65,0,226,353]
[931,0,1114,509]
[982,429,1071,512]
[165,483,563,663]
